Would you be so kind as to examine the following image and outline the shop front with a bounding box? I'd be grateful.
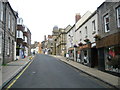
[105,45,120,74]
[76,44,91,67]
[96,32,120,76]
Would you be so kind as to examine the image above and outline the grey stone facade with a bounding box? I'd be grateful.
[0,1,4,65]
[97,1,120,75]
[2,2,17,64]
[27,29,31,56]
[97,2,120,38]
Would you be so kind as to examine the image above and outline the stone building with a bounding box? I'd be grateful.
[2,1,17,64]
[16,17,31,59]
[0,1,4,65]
[52,26,59,55]
[96,1,120,75]
[16,17,24,59]
[56,28,66,56]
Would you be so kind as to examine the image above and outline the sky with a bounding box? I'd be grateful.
[8,0,105,44]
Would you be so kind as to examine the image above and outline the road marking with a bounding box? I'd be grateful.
[6,60,33,89]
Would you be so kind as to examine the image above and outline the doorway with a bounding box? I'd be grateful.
[91,47,98,68]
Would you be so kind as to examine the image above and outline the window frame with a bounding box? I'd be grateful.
[104,14,110,32]
[116,6,120,28]
[11,17,14,33]
[92,20,96,31]
[0,2,3,22]
[8,12,11,30]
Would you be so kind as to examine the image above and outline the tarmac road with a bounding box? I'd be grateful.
[7,54,112,88]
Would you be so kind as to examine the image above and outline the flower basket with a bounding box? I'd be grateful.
[74,44,77,48]
[78,42,83,46]
[16,46,21,49]
[84,39,90,42]
[94,34,101,41]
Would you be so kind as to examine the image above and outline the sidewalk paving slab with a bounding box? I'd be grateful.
[0,56,32,89]
[51,55,120,88]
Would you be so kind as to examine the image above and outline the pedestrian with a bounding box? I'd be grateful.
[66,53,69,61]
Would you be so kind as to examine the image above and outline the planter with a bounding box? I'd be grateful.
[94,35,101,41]
[84,39,90,42]
[78,42,83,46]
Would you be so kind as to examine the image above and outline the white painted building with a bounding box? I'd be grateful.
[75,11,98,45]
[74,11,92,45]
[66,25,73,53]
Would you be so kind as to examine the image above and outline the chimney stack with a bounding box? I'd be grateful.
[75,13,81,23]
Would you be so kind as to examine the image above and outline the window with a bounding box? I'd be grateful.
[7,37,10,55]
[11,18,14,33]
[17,31,20,38]
[8,13,11,29]
[17,31,23,39]
[0,2,3,21]
[116,6,120,28]
[85,26,87,35]
[85,26,88,38]
[92,20,96,31]
[0,33,2,54]
[105,45,120,73]
[104,14,110,32]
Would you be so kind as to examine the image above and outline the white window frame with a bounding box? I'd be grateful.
[104,14,110,32]
[8,13,11,30]
[0,33,2,54]
[7,38,10,55]
[0,2,3,22]
[11,18,14,33]
[116,6,120,28]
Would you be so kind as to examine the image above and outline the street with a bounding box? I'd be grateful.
[6,54,112,88]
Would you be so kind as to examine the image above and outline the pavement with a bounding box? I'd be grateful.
[0,56,33,89]
[51,55,120,88]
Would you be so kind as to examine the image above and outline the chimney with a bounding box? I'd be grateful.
[75,13,81,23]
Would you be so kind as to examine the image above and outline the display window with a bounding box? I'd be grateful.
[105,45,120,73]
[83,50,89,65]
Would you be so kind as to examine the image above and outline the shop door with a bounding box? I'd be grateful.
[91,48,98,68]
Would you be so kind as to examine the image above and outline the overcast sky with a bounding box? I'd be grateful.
[8,0,105,43]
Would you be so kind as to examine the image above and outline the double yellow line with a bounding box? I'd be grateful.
[6,60,33,89]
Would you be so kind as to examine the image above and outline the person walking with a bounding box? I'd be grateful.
[66,53,69,61]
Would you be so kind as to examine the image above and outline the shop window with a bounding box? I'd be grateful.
[105,45,120,73]
[83,50,89,64]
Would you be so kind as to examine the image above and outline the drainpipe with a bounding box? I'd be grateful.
[3,2,6,65]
